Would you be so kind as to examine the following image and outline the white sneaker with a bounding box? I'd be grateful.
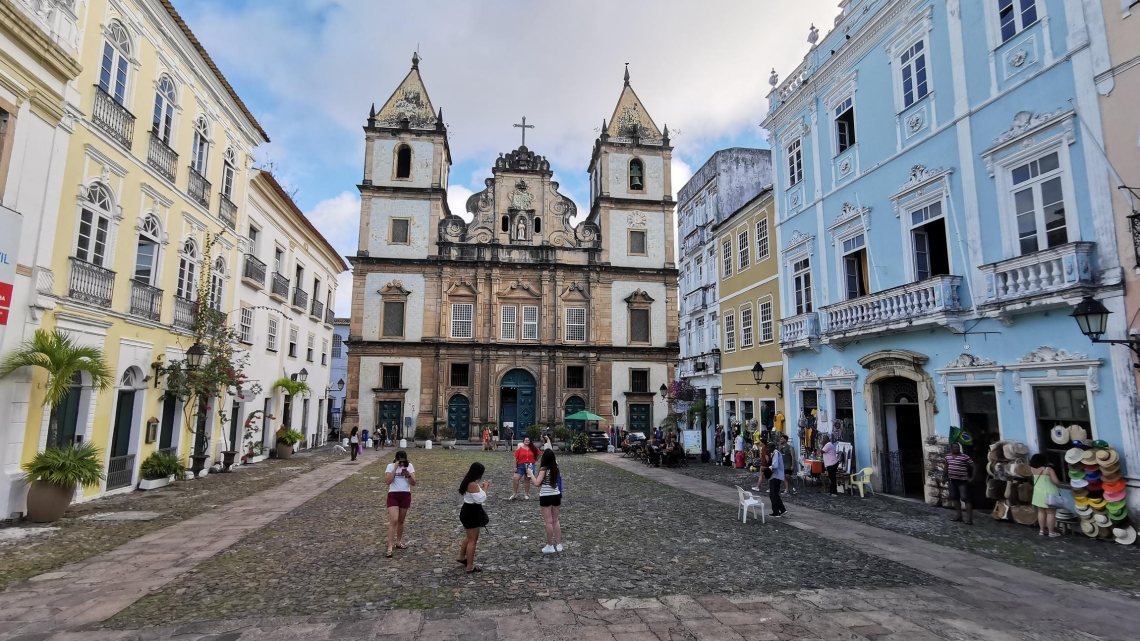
[542,545,556,554]
[508,494,516,501]
[555,544,563,553]
[523,495,530,500]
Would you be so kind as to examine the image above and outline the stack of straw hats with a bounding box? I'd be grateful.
[1066,440,1134,544]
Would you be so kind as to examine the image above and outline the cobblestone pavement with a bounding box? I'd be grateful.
[107,449,928,628]
[33,585,1132,641]
[0,447,343,590]
[666,459,1140,596]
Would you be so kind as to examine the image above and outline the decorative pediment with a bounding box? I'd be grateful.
[783,230,814,254]
[792,368,818,380]
[495,146,550,173]
[624,289,655,305]
[821,365,856,378]
[377,281,411,297]
[445,280,479,298]
[498,279,541,299]
[944,353,997,369]
[993,109,1069,146]
[560,282,591,301]
[508,180,535,211]
[1017,346,1087,364]
[898,165,949,193]
[828,202,869,235]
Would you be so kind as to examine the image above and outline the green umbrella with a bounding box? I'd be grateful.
[564,410,606,422]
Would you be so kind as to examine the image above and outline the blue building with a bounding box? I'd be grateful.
[330,318,349,437]
[764,0,1134,506]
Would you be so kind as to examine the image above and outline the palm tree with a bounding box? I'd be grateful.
[0,329,114,447]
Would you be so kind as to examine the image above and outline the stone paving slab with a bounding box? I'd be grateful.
[0,450,379,640]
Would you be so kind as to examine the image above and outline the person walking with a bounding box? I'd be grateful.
[503,425,514,451]
[768,445,787,517]
[348,426,360,462]
[376,425,387,451]
[510,437,539,500]
[819,435,839,495]
[482,425,492,451]
[457,462,491,573]
[1030,453,1062,537]
[529,449,563,553]
[778,434,798,495]
[944,442,975,524]
[384,451,417,557]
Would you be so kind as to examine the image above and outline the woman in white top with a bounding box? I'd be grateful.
[528,449,563,554]
[457,462,491,573]
[384,451,416,558]
[348,426,360,462]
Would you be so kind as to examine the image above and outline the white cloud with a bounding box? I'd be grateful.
[447,185,474,222]
[304,191,360,317]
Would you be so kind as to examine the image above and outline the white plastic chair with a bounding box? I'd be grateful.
[736,485,766,524]
[850,467,875,498]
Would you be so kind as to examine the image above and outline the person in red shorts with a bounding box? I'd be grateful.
[384,450,416,557]
[511,437,539,500]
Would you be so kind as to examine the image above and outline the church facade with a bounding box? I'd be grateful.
[342,56,679,441]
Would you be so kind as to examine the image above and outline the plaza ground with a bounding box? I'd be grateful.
[0,448,1136,640]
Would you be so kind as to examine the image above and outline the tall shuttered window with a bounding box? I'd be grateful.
[382,301,406,337]
[630,308,650,343]
[501,305,517,340]
[522,305,539,340]
[451,303,474,339]
[565,307,586,342]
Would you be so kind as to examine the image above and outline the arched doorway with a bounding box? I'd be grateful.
[877,377,923,498]
[448,394,471,440]
[108,369,142,490]
[499,369,536,433]
[564,395,585,432]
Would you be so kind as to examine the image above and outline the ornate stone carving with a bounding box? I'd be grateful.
[1017,346,1088,363]
[944,354,997,369]
[821,365,855,378]
[1009,49,1028,67]
[494,146,550,172]
[906,113,923,132]
[899,165,947,192]
[783,230,814,253]
[378,281,411,296]
[509,180,534,211]
[623,289,656,304]
[793,368,818,380]
[993,109,1067,145]
[839,158,852,175]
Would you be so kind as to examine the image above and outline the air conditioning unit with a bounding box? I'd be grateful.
[695,362,707,371]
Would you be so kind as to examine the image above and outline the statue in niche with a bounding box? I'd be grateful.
[515,216,528,241]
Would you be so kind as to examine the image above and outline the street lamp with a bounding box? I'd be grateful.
[751,362,784,397]
[298,368,309,383]
[1071,297,1140,368]
[337,378,345,391]
[185,342,207,369]
[659,383,669,399]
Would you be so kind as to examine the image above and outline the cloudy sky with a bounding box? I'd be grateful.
[172,0,844,314]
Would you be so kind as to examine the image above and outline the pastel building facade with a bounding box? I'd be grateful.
[765,0,1135,509]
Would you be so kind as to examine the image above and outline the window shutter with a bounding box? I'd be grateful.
[383,301,405,337]
[630,309,650,343]
[391,219,410,244]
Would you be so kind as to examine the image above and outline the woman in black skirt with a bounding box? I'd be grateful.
[457,462,491,573]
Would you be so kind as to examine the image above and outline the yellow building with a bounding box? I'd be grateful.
[713,187,784,438]
[18,0,267,504]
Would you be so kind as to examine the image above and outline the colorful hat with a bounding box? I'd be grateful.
[1065,448,1085,465]
[1081,450,1098,466]
[1087,480,1104,492]
[1097,449,1120,467]
[1113,526,1137,545]
[1088,497,1107,509]
[1050,425,1070,445]
[1092,439,1111,449]
[1085,470,1102,482]
[1102,479,1126,493]
[1081,519,1101,538]
[1075,505,1093,517]
[1071,488,1088,498]
[1101,462,1122,475]
[1094,513,1111,527]
[1071,479,1089,489]
[1085,464,1100,472]
[1068,469,1086,480]
[1070,425,1089,442]
[1104,490,1126,502]
[1107,499,1128,512]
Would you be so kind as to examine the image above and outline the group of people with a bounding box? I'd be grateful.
[481,425,517,450]
[747,433,798,517]
[377,437,565,574]
[346,424,399,461]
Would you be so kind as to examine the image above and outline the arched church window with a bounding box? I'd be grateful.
[501,215,509,233]
[395,145,412,179]
[629,158,645,191]
[533,217,542,234]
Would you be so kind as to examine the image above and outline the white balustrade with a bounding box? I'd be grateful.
[820,275,962,335]
[978,242,1096,305]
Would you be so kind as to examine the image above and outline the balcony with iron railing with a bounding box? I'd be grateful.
[147,130,178,182]
[188,166,211,209]
[218,194,237,230]
[173,295,196,330]
[311,298,324,321]
[91,86,134,149]
[270,272,290,301]
[778,312,821,353]
[818,275,964,343]
[325,307,335,325]
[292,286,309,312]
[68,257,115,308]
[977,242,1097,313]
[129,280,163,322]
[242,254,266,288]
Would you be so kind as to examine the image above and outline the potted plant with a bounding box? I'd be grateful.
[413,425,432,447]
[571,432,589,454]
[437,425,457,449]
[139,450,187,490]
[276,428,303,459]
[553,425,573,451]
[20,443,104,522]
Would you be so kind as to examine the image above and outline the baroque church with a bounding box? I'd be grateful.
[343,54,679,440]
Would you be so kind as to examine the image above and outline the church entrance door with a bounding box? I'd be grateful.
[499,369,536,434]
[448,394,471,441]
[629,403,651,435]
[564,396,586,432]
[377,401,403,440]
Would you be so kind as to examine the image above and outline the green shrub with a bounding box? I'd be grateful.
[140,450,187,481]
[277,428,304,446]
[437,425,456,440]
[571,432,588,454]
[22,443,104,488]
[553,426,573,442]
[525,425,542,442]
[414,426,433,441]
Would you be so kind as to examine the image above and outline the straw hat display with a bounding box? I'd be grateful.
[1113,526,1137,546]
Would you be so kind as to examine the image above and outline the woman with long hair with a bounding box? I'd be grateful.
[383,450,416,557]
[457,462,491,572]
[529,449,563,553]
[348,426,360,462]
[511,436,540,500]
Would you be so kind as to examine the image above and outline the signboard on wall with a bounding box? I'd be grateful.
[0,206,23,341]
[682,430,702,454]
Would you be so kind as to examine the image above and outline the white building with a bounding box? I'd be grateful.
[0,0,81,519]
[229,170,347,454]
